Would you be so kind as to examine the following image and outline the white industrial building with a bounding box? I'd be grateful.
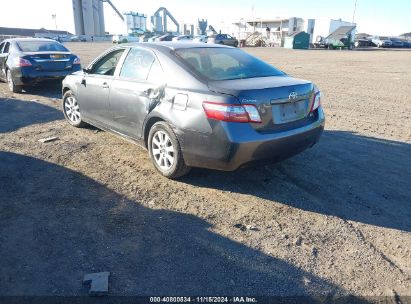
[232,17,355,46]
[233,17,314,46]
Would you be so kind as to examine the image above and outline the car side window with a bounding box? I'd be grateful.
[90,49,125,76]
[0,43,5,53]
[119,48,155,81]
[3,42,10,54]
[147,58,165,83]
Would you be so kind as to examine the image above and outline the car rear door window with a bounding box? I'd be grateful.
[3,43,10,54]
[90,49,125,76]
[147,58,165,83]
[120,48,155,80]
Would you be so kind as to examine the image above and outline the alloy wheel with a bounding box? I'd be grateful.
[64,96,81,123]
[151,130,175,170]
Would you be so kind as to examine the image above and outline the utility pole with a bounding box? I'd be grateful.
[352,0,358,23]
[52,14,57,30]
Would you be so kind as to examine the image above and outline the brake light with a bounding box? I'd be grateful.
[15,57,32,67]
[310,91,321,112]
[202,102,262,123]
[73,57,81,65]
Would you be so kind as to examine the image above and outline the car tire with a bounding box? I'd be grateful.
[6,69,23,93]
[234,41,239,47]
[62,90,86,128]
[148,121,191,179]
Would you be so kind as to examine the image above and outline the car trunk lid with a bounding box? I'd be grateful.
[208,76,314,132]
[23,52,72,72]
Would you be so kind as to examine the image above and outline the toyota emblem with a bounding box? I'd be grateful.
[289,92,298,101]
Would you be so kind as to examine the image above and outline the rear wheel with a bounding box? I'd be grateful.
[62,90,86,127]
[234,41,239,47]
[148,121,190,179]
[6,70,23,93]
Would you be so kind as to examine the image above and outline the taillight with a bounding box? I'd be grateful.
[310,91,321,112]
[202,102,262,123]
[73,57,81,65]
[15,57,32,67]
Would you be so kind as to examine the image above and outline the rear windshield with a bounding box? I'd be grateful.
[175,47,285,81]
[17,41,68,52]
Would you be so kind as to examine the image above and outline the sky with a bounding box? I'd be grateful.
[0,0,410,36]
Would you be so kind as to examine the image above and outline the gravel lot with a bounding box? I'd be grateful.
[0,43,410,299]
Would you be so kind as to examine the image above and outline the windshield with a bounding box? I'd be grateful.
[175,47,285,81]
[17,41,68,52]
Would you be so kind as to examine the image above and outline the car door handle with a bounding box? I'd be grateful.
[102,82,109,89]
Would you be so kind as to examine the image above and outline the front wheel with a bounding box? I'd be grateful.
[62,90,86,127]
[6,70,23,93]
[148,121,191,179]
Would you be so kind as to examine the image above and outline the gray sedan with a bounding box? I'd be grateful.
[62,43,324,178]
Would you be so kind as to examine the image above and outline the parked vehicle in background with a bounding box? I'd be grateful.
[193,35,208,43]
[112,35,139,44]
[354,38,371,48]
[208,34,239,47]
[61,43,324,178]
[70,36,80,42]
[147,35,160,42]
[157,34,176,41]
[0,38,81,93]
[312,36,328,48]
[371,36,392,48]
[172,35,193,42]
[401,40,411,48]
[389,37,404,48]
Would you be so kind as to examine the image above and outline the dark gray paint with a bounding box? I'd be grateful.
[62,42,325,171]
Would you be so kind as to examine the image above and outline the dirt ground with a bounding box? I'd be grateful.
[0,43,410,300]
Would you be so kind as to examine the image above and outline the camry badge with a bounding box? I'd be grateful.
[289,92,298,101]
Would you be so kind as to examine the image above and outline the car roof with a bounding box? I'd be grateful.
[122,42,232,51]
[4,38,57,43]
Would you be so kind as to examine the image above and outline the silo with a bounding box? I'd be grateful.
[82,0,95,37]
[92,0,100,36]
[72,0,84,35]
[306,19,315,43]
[133,14,139,31]
[98,0,105,36]
[125,13,134,34]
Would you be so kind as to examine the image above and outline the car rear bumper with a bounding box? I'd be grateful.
[11,66,81,85]
[181,107,325,171]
